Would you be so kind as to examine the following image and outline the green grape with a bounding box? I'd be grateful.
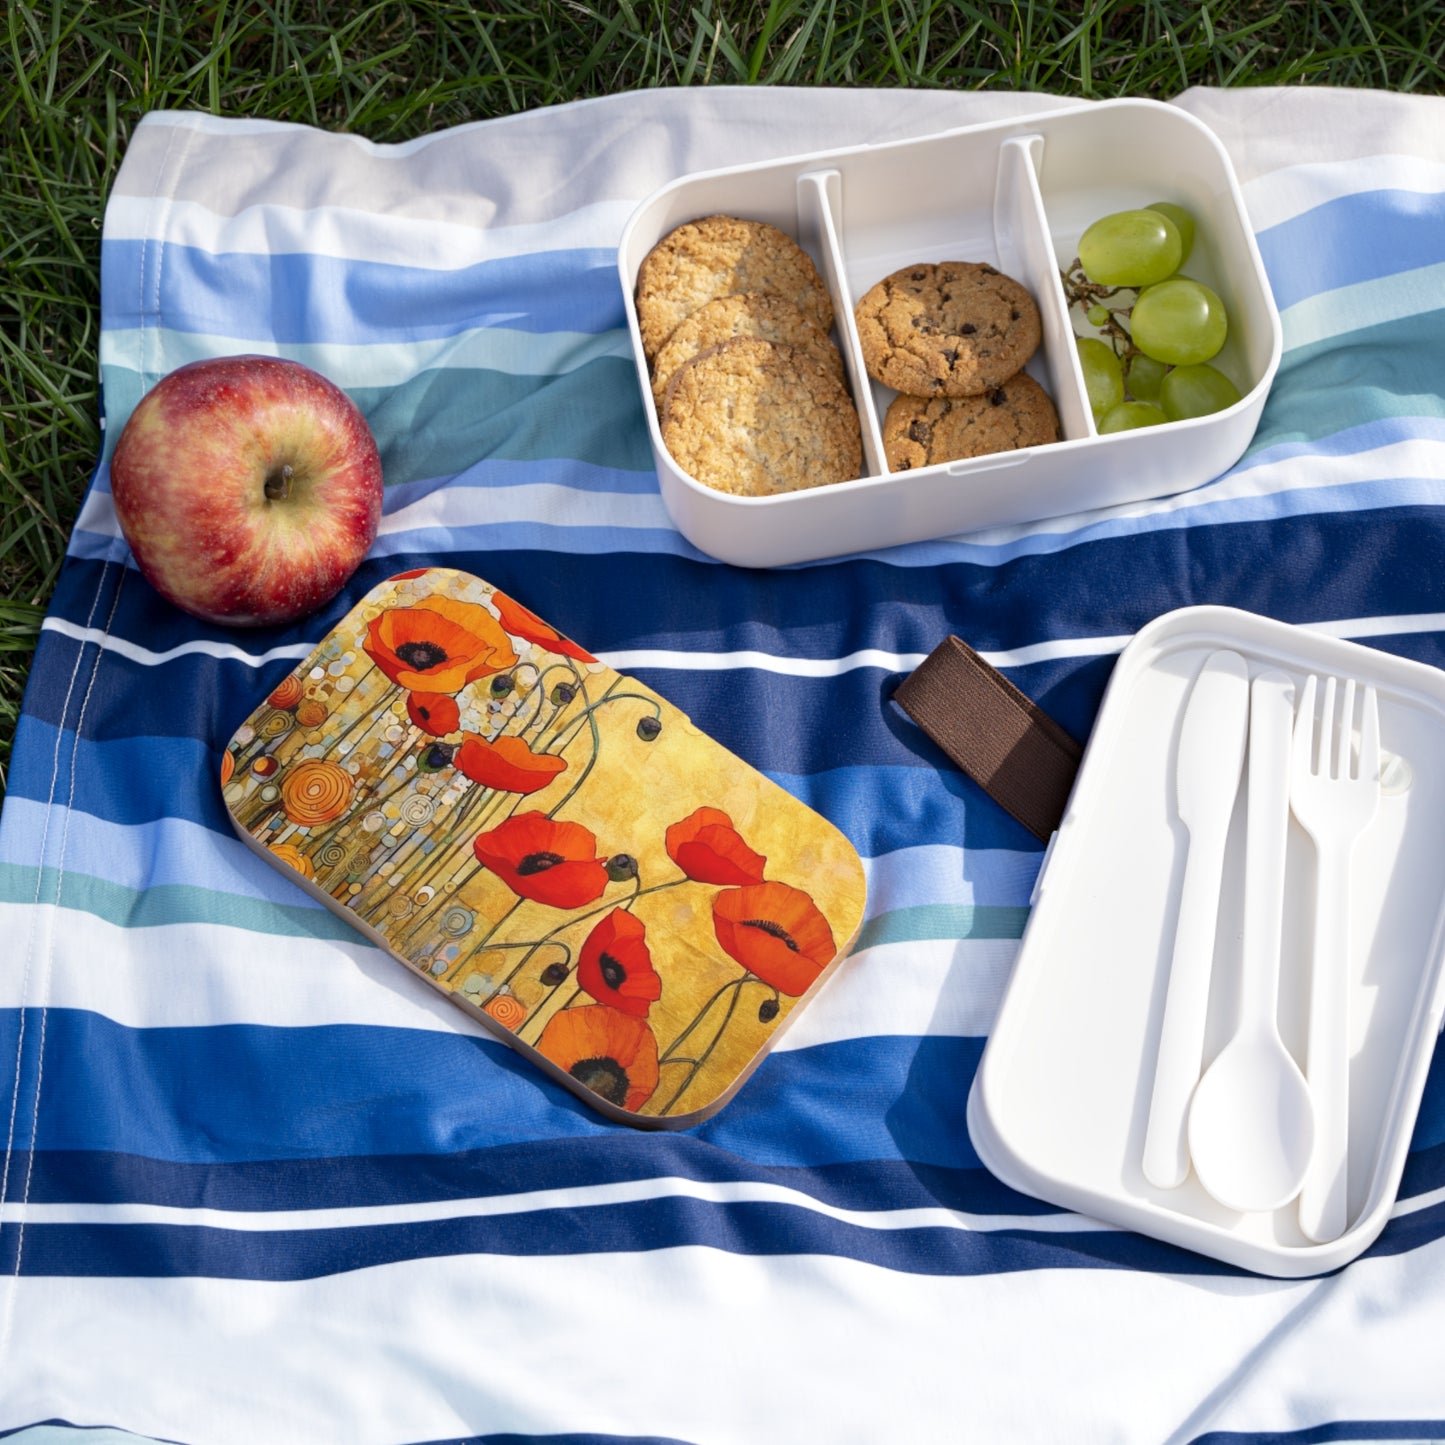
[1076,337,1124,419]
[1125,353,1168,404]
[1098,401,1168,433]
[1086,304,1111,327]
[1160,363,1242,420]
[1147,202,1196,264]
[1130,277,1228,366]
[1077,209,1183,288]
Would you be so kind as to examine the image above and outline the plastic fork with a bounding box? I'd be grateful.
[1290,674,1381,1243]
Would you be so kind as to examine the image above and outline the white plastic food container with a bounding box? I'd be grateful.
[967,607,1445,1277]
[618,98,1282,568]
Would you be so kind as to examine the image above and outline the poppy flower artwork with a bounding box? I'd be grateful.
[473,812,609,909]
[223,568,865,1129]
[364,594,518,693]
[455,734,566,795]
[535,1005,660,1111]
[407,692,460,737]
[712,881,838,996]
[665,806,767,886]
[576,909,662,1018]
[492,589,596,663]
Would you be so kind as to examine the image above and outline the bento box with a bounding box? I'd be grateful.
[617,98,1282,568]
[967,607,1445,1277]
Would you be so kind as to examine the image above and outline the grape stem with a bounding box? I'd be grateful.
[1061,258,1139,363]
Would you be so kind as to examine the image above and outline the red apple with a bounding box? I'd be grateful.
[110,354,384,627]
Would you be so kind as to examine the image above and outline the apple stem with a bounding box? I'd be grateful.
[264,463,294,502]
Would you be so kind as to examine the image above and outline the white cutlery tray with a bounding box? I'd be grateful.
[617,99,1282,567]
[967,606,1445,1276]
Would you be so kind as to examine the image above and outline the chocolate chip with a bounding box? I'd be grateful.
[909,420,932,443]
[989,388,1007,406]
[1010,308,1020,320]
[980,265,997,275]
[911,271,925,281]
[960,322,976,335]
[942,349,958,366]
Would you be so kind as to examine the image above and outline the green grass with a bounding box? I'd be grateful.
[3,0,1444,799]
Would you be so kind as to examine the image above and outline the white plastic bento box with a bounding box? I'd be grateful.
[617,98,1282,568]
[967,607,1445,1277]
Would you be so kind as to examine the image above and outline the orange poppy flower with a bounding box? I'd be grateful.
[455,734,566,794]
[712,881,837,996]
[364,595,518,693]
[577,909,662,1018]
[406,691,460,737]
[492,589,595,663]
[473,811,607,908]
[536,1004,659,1111]
[219,749,235,786]
[665,806,767,886]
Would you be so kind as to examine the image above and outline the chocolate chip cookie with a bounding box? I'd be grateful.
[882,373,1059,471]
[650,291,844,411]
[854,262,1041,397]
[636,216,835,361]
[660,336,861,497]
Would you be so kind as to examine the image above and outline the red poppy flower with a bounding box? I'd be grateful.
[712,881,837,996]
[364,595,518,693]
[536,1004,659,1111]
[576,909,662,1018]
[455,734,567,794]
[665,806,767,885]
[492,589,596,663]
[388,568,432,580]
[473,811,608,908]
[406,691,460,736]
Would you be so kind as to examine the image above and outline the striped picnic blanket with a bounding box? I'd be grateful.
[3,85,1444,1444]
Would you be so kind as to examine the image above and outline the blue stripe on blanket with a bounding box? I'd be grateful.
[0,1010,984,1169]
[1254,186,1445,311]
[14,1144,1050,1215]
[1,1203,1241,1281]
[37,505,1445,672]
[100,242,626,342]
[1190,1420,1445,1445]
[0,1208,1236,1282]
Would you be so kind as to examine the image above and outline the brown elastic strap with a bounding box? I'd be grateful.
[893,635,1083,843]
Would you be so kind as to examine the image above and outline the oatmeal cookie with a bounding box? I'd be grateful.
[882,373,1059,471]
[636,215,835,360]
[854,261,1041,397]
[650,291,844,410]
[660,336,861,497]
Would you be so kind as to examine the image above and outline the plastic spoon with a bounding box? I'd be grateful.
[1142,649,1251,1189]
[1188,669,1316,1213]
